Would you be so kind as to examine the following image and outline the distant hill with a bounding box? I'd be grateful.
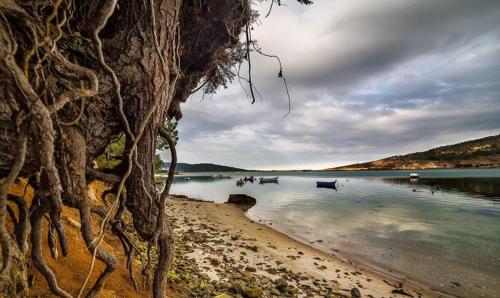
[160,162,247,172]
[328,134,500,170]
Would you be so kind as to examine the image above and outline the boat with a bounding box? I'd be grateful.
[243,176,255,182]
[212,174,231,179]
[259,177,279,184]
[236,179,244,186]
[183,177,191,181]
[316,180,337,189]
[409,173,420,179]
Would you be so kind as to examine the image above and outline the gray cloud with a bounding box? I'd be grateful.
[159,0,500,170]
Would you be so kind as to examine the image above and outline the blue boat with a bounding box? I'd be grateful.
[316,180,337,189]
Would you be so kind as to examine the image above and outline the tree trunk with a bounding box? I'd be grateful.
[0,0,249,296]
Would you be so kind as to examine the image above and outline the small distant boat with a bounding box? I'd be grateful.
[316,180,337,189]
[183,177,191,181]
[236,179,244,186]
[410,173,420,179]
[243,176,255,182]
[259,177,279,184]
[212,174,231,179]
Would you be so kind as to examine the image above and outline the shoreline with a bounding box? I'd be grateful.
[167,196,447,298]
[248,218,459,298]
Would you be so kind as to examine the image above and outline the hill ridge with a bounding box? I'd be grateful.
[160,162,247,172]
[329,134,500,170]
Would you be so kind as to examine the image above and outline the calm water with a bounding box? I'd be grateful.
[164,169,500,297]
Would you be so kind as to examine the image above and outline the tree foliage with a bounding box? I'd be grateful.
[156,120,179,151]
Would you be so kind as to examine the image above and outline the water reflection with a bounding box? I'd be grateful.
[381,177,500,201]
[164,171,500,297]
[173,175,226,183]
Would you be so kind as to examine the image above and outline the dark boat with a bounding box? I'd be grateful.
[316,180,337,189]
[243,176,255,182]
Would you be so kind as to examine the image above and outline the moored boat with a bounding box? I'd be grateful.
[212,174,231,179]
[259,177,279,183]
[410,173,420,179]
[316,180,337,189]
[243,176,255,182]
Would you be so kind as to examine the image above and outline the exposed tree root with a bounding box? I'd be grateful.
[30,198,72,298]
[0,0,266,297]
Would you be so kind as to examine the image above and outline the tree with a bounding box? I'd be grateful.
[155,154,163,172]
[157,120,179,151]
[0,0,311,297]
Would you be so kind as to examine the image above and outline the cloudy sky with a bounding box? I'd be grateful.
[161,0,500,170]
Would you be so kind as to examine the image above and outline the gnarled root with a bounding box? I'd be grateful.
[30,199,72,298]
[152,226,174,298]
[78,204,117,298]
[7,194,30,253]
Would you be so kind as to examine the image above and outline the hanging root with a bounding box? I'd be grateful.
[7,194,30,253]
[78,204,118,298]
[30,199,72,298]
[0,134,27,275]
[152,229,174,298]
[0,0,256,297]
[150,127,178,297]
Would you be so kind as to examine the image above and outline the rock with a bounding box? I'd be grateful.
[245,266,257,272]
[269,288,280,295]
[245,288,263,298]
[246,245,258,252]
[171,194,190,200]
[215,294,233,298]
[226,194,257,210]
[351,287,361,298]
[391,288,413,297]
[233,280,247,294]
[210,258,221,266]
[275,278,288,292]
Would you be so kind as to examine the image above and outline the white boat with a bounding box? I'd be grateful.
[259,177,279,183]
[409,173,420,179]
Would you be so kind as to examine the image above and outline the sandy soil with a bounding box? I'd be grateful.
[8,181,182,298]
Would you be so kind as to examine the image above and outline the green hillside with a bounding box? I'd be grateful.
[160,162,247,172]
[330,134,500,170]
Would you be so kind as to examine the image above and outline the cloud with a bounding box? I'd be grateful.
[159,0,500,170]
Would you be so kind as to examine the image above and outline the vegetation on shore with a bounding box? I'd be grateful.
[330,134,500,170]
[158,162,247,173]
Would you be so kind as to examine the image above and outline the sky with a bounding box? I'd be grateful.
[160,0,500,170]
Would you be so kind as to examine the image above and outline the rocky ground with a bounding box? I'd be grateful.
[165,196,439,298]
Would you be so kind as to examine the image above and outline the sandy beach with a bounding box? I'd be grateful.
[166,196,443,298]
